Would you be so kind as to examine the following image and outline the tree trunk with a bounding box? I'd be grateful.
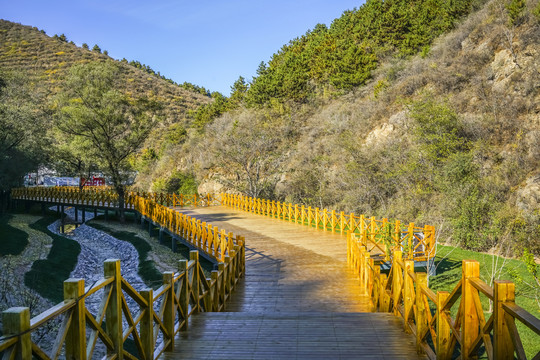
[118,187,125,223]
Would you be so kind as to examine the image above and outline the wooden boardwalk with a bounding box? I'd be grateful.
[163,206,426,360]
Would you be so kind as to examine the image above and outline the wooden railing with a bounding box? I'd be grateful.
[348,232,540,359]
[11,187,237,262]
[10,187,220,209]
[0,247,244,360]
[221,193,435,261]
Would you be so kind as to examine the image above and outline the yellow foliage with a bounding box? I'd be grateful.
[55,51,65,55]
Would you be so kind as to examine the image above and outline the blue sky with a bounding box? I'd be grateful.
[1,0,365,95]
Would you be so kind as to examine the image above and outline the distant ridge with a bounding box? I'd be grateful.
[0,19,211,123]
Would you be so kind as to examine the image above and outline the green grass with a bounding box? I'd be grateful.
[24,216,81,303]
[88,221,163,288]
[429,244,540,358]
[0,214,29,255]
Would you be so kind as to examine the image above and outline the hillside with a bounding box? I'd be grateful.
[142,0,540,255]
[0,19,211,123]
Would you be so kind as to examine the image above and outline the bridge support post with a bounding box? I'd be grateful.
[94,207,97,218]
[159,228,164,244]
[2,307,31,360]
[82,207,85,223]
[172,237,177,252]
[148,220,153,237]
[75,206,78,222]
[61,205,65,233]
[41,202,46,216]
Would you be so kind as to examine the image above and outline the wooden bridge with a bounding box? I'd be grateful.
[1,188,539,359]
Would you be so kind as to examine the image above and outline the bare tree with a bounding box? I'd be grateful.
[207,111,287,198]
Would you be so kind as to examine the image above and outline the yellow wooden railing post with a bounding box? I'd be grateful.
[372,265,381,312]
[140,288,154,360]
[323,209,328,231]
[415,272,428,354]
[359,215,365,246]
[392,250,403,315]
[340,211,345,234]
[494,280,515,359]
[64,278,86,360]
[461,260,480,360]
[394,220,401,259]
[380,273,390,312]
[220,230,227,261]
[403,260,414,333]
[2,307,31,360]
[407,222,415,259]
[308,206,312,227]
[104,259,123,359]
[163,271,175,351]
[218,262,226,305]
[436,291,451,360]
[364,251,371,291]
[178,260,189,331]
[190,251,200,314]
[359,246,366,285]
[370,216,376,248]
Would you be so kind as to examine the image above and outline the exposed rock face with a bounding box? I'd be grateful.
[363,111,409,147]
[516,175,540,215]
[198,179,225,196]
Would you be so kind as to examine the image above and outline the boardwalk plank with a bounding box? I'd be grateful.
[163,206,426,360]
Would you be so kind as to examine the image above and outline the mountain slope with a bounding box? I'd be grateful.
[0,19,211,123]
[148,0,540,254]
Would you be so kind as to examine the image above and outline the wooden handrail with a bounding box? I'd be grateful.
[4,187,246,359]
[221,193,435,261]
[347,231,540,359]
[11,187,239,262]
[0,248,245,359]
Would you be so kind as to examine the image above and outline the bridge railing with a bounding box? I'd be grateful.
[134,196,243,262]
[349,237,540,360]
[0,247,244,360]
[11,187,239,263]
[221,193,435,261]
[11,187,221,209]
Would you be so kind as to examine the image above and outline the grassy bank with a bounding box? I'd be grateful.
[430,245,539,358]
[88,221,163,288]
[0,214,29,256]
[24,216,81,303]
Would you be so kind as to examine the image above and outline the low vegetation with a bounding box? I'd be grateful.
[88,220,163,288]
[24,216,80,303]
[0,214,29,255]
[431,244,540,357]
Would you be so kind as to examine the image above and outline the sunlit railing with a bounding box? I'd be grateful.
[0,249,244,359]
[221,193,435,261]
[348,233,540,359]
